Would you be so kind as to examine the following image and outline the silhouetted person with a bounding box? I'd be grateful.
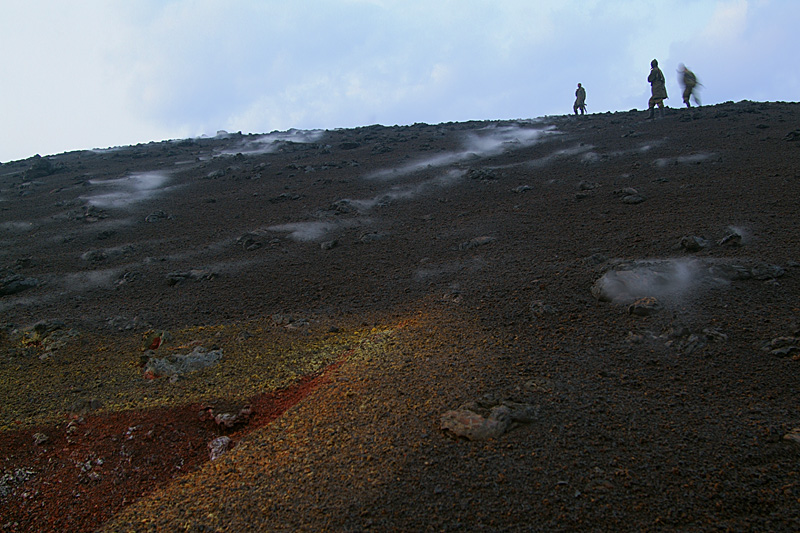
[678,63,701,107]
[573,83,586,115]
[647,59,667,119]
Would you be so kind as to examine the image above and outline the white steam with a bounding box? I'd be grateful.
[367,124,554,180]
[82,171,170,208]
[267,219,360,242]
[218,129,325,156]
[592,258,704,304]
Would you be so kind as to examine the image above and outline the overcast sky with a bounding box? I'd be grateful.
[1,0,797,162]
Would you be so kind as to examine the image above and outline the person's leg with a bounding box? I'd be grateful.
[647,97,656,119]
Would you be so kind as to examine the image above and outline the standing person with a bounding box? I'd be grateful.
[573,83,586,115]
[678,63,701,107]
[647,59,667,119]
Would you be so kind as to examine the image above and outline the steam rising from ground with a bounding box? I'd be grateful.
[268,169,465,241]
[654,152,714,167]
[593,259,702,305]
[347,170,464,211]
[367,124,555,180]
[219,129,325,156]
[60,269,120,291]
[82,171,170,208]
[1,221,36,233]
[593,255,784,308]
[268,220,361,242]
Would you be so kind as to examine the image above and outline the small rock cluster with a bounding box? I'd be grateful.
[441,395,539,441]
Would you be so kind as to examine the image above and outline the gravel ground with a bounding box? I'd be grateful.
[1,101,800,531]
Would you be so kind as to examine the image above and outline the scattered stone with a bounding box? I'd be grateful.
[321,239,339,250]
[32,433,49,445]
[143,346,224,379]
[80,245,135,262]
[705,263,752,281]
[271,314,309,328]
[523,377,555,393]
[512,185,532,193]
[166,269,217,285]
[749,263,785,280]
[237,232,264,251]
[578,180,600,190]
[17,320,78,355]
[593,258,787,305]
[614,187,645,204]
[702,327,729,343]
[530,300,558,317]
[200,405,253,429]
[621,194,646,204]
[467,168,499,181]
[441,396,539,441]
[371,144,393,154]
[783,130,800,142]
[0,468,36,497]
[75,205,108,222]
[0,274,39,296]
[208,436,232,460]
[80,250,108,262]
[269,192,300,203]
[107,314,149,331]
[359,232,387,243]
[69,398,104,415]
[458,236,496,251]
[144,210,171,223]
[760,336,800,358]
[141,330,171,351]
[679,235,708,252]
[441,407,511,441]
[784,428,800,444]
[628,296,662,316]
[718,230,742,247]
[23,155,56,179]
[661,325,728,355]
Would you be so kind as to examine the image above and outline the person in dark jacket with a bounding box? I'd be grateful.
[573,83,586,115]
[647,59,667,119]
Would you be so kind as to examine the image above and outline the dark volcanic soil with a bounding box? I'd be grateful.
[1,101,800,531]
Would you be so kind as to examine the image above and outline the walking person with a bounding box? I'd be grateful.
[573,83,586,115]
[678,63,701,107]
[647,59,667,119]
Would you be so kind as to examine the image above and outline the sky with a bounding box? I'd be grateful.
[1,0,797,163]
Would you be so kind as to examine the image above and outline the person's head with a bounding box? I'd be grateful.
[651,59,658,68]
[678,63,686,72]
[577,83,582,88]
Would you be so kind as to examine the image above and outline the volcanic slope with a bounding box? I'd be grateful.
[0,101,799,531]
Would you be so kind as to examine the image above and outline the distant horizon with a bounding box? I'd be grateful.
[2,1,799,162]
[5,98,797,164]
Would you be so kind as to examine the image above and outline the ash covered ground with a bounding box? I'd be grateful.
[1,101,800,531]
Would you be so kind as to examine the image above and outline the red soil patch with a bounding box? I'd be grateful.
[0,358,344,532]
